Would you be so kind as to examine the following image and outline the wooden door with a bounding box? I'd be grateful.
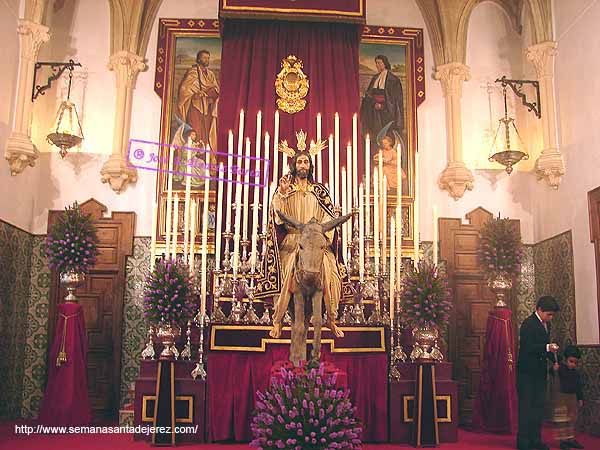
[48,199,135,419]
[439,207,519,425]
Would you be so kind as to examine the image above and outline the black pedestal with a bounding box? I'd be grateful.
[410,362,439,447]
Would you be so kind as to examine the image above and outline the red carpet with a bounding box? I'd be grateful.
[1,420,599,449]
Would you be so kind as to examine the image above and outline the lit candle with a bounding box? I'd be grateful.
[317,113,322,184]
[251,130,261,272]
[200,168,210,315]
[382,176,387,274]
[216,163,224,269]
[433,204,439,265]
[352,113,358,205]
[396,208,402,295]
[365,135,370,237]
[359,182,365,282]
[346,142,352,207]
[237,109,245,160]
[225,130,234,233]
[414,152,420,264]
[188,201,196,276]
[233,129,244,277]
[373,168,379,275]
[262,132,270,233]
[183,148,192,259]
[242,137,251,240]
[328,134,334,203]
[341,167,347,263]
[171,193,179,259]
[150,201,157,270]
[390,215,395,322]
[334,113,340,204]
[273,116,279,186]
[165,146,175,256]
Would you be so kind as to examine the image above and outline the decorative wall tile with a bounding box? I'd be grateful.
[515,245,536,328]
[0,220,34,420]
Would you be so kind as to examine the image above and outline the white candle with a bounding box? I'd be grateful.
[200,168,210,315]
[242,137,251,240]
[237,109,245,160]
[390,215,396,322]
[396,208,402,294]
[346,142,352,207]
[233,130,244,276]
[396,143,402,204]
[216,163,224,269]
[188,201,196,276]
[359,183,365,281]
[150,201,157,270]
[165,146,175,256]
[433,204,439,265]
[262,132,270,233]
[382,176,387,274]
[341,167,347,263]
[183,148,192,259]
[225,130,234,233]
[352,113,358,205]
[328,134,334,203]
[316,113,322,184]
[365,135,370,237]
[269,181,276,204]
[273,111,279,185]
[378,149,383,212]
[251,130,261,272]
[334,113,340,204]
[414,152,420,264]
[171,193,179,259]
[373,169,380,275]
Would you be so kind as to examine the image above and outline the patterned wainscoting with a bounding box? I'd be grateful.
[515,245,537,328]
[0,220,34,419]
[533,231,577,347]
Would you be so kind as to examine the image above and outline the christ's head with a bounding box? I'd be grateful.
[196,50,210,67]
[290,151,314,182]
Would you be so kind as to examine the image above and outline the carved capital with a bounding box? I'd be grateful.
[5,132,39,176]
[100,154,138,194]
[526,41,558,79]
[438,161,475,201]
[107,50,146,88]
[17,19,50,61]
[434,62,471,98]
[535,148,565,189]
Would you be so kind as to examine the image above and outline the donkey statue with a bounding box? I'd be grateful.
[275,210,352,366]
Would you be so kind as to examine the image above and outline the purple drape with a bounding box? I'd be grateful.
[218,19,361,175]
[472,308,518,434]
[38,303,91,426]
[207,346,387,442]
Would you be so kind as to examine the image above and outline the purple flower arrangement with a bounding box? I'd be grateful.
[46,202,99,274]
[479,217,523,277]
[251,364,362,450]
[142,258,197,325]
[400,260,452,328]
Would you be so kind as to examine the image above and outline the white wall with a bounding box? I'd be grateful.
[531,0,600,344]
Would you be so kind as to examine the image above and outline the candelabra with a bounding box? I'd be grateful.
[347,207,361,276]
[367,273,384,324]
[141,326,156,360]
[240,239,251,274]
[180,320,192,360]
[191,310,207,381]
[211,269,229,323]
[242,277,260,324]
[221,231,234,273]
[229,277,248,323]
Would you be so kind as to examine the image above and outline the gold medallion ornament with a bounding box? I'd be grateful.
[275,55,309,114]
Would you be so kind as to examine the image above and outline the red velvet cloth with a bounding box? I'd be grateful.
[207,346,387,442]
[472,307,518,434]
[38,303,91,426]
[217,20,361,174]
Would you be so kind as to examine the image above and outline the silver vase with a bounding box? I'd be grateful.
[156,323,181,359]
[60,270,85,303]
[488,273,513,308]
[410,322,441,362]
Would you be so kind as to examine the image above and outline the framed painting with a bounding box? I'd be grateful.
[359,26,425,253]
[153,18,222,248]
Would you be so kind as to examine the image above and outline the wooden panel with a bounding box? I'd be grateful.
[588,186,600,334]
[440,207,520,426]
[47,199,135,419]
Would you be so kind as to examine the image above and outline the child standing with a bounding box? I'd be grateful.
[552,345,584,449]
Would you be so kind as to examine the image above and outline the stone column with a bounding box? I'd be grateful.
[526,41,564,189]
[4,19,50,176]
[434,62,475,201]
[100,50,145,194]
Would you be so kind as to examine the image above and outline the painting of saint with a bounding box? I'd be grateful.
[359,43,411,197]
[177,49,219,163]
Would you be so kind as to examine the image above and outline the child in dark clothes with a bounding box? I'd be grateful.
[551,345,584,449]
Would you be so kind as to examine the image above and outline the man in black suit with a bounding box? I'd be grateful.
[516,296,560,450]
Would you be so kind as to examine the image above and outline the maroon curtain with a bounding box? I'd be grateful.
[218,19,361,176]
[207,346,387,442]
[472,308,518,434]
[38,303,91,426]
